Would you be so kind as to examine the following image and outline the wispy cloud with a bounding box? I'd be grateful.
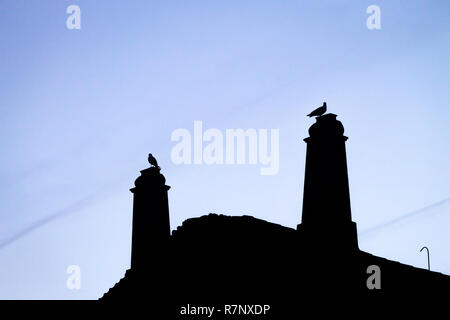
[360,196,450,239]
[0,179,126,250]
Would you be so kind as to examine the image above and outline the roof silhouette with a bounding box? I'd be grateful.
[100,114,450,315]
[1,114,448,316]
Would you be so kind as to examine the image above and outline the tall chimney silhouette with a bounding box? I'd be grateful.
[130,157,171,270]
[298,114,358,250]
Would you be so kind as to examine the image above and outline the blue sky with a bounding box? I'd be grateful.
[0,1,449,299]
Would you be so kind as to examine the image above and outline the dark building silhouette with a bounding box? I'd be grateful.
[101,114,450,314]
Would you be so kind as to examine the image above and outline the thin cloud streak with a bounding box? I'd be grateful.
[0,179,127,250]
[360,196,450,239]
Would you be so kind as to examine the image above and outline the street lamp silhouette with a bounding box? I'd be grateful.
[420,246,430,271]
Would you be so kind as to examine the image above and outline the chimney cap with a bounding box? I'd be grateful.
[308,113,345,139]
[132,166,166,190]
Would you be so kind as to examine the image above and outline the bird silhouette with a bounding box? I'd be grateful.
[307,102,327,117]
[148,153,159,169]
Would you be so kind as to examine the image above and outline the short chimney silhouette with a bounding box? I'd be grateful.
[298,114,358,250]
[130,160,171,269]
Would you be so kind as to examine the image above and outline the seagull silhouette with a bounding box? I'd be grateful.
[148,153,159,168]
[307,102,327,117]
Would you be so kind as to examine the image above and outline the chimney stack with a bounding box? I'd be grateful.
[130,158,171,270]
[298,114,358,250]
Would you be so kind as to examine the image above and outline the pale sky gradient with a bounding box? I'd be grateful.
[0,1,449,299]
